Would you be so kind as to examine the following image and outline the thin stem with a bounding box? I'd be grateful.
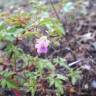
[49,0,65,30]
[49,0,61,21]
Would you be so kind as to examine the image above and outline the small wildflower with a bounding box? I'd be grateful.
[35,36,50,55]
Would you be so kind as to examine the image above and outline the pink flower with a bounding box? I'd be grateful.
[35,36,50,55]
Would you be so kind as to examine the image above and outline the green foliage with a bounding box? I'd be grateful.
[40,17,65,37]
[68,69,81,85]
[5,44,23,58]
[0,71,18,89]
[24,72,37,96]
[53,57,81,85]
[53,57,70,70]
[0,26,24,42]
[48,73,67,96]
[0,21,5,31]
[37,58,55,71]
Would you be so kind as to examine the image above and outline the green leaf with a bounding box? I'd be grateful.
[7,27,17,33]
[0,71,18,89]
[48,76,55,86]
[0,79,7,88]
[6,79,18,89]
[56,74,67,81]
[37,59,54,70]
[0,21,5,30]
[0,71,14,78]
[68,69,81,85]
[59,58,70,70]
[40,18,65,37]
[53,57,70,70]
[55,79,64,94]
